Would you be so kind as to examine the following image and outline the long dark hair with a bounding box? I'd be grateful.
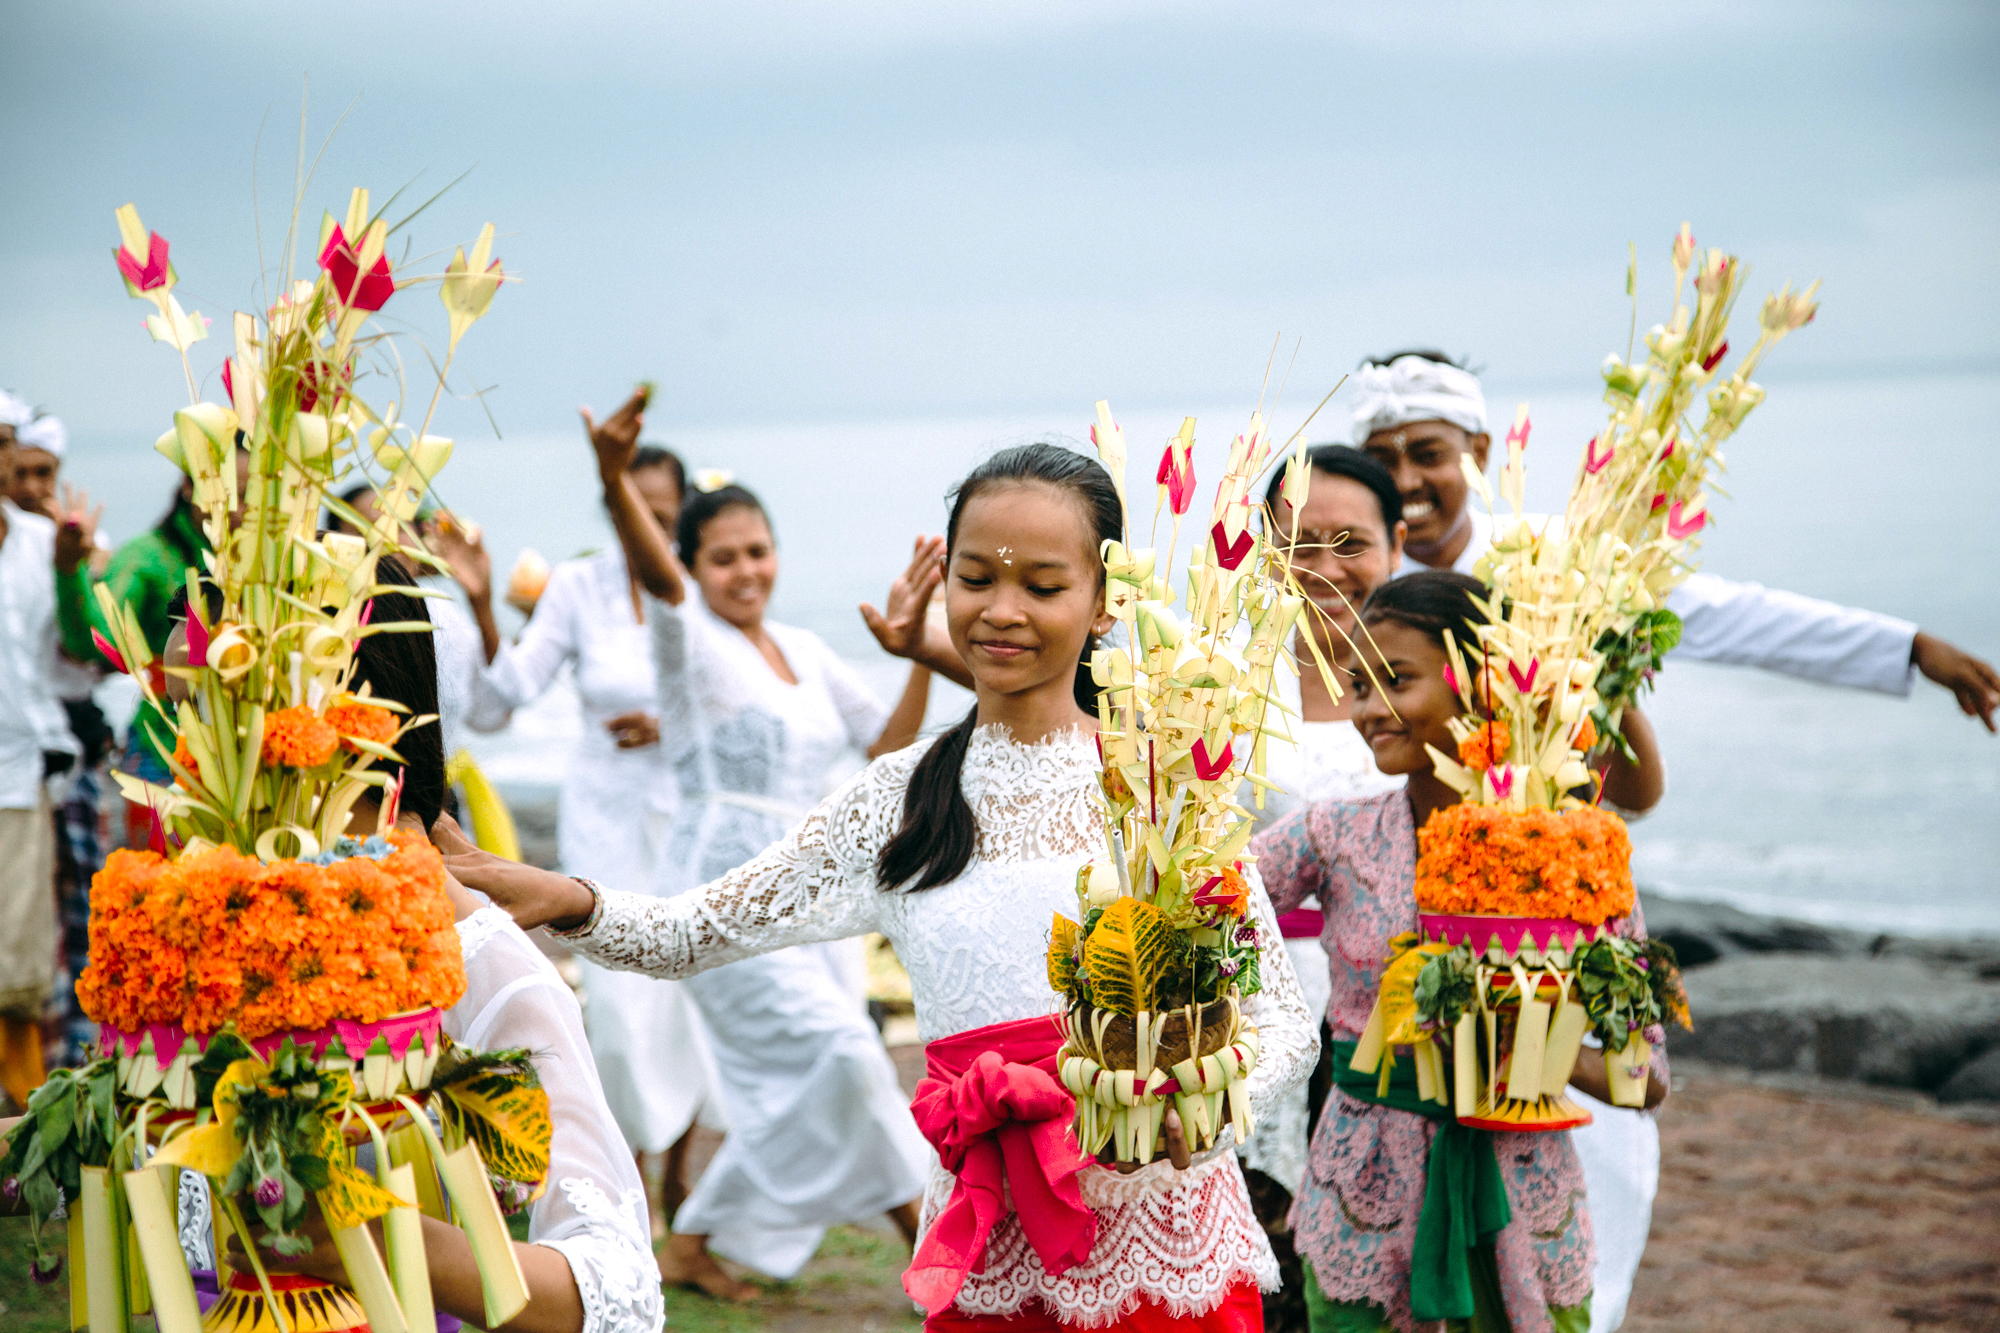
[1359,569,1490,653]
[675,483,766,565]
[350,556,446,829]
[631,444,686,497]
[1261,444,1402,536]
[876,442,1123,893]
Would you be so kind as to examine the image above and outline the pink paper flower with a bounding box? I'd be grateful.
[1506,657,1539,696]
[115,230,172,293]
[1665,501,1706,540]
[184,610,211,669]
[1505,413,1531,451]
[91,629,129,675]
[1156,438,1196,516]
[1700,340,1729,373]
[1585,436,1614,475]
[1191,737,1234,781]
[319,225,397,313]
[1210,521,1254,571]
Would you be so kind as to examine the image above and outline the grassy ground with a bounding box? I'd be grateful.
[0,1211,71,1333]
[0,1209,918,1333]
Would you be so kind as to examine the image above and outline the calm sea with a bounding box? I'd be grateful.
[59,372,2000,936]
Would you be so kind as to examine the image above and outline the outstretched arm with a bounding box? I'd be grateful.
[1599,705,1666,815]
[583,386,686,606]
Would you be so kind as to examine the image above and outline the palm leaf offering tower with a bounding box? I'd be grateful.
[1047,402,1334,1163]
[1352,227,1818,1129]
[0,189,552,1333]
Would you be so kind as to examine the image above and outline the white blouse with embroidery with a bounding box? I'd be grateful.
[180,906,664,1333]
[560,724,1317,1325]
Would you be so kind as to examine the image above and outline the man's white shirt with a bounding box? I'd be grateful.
[1399,506,1917,696]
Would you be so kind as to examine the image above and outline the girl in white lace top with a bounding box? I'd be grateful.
[447,441,1317,1330]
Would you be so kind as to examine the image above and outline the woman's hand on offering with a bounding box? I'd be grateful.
[1103,1106,1193,1175]
[605,711,660,749]
[432,813,598,932]
[581,386,649,479]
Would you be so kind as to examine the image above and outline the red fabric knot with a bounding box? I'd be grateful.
[903,1016,1096,1316]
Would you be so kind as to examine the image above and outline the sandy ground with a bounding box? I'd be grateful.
[1626,1061,2000,1333]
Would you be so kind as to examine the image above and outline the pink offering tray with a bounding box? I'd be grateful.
[99,1007,447,1111]
[1418,913,1625,963]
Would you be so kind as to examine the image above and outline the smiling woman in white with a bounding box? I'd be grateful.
[468,448,720,1194]
[567,389,935,1297]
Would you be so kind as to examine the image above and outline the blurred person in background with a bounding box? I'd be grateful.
[584,387,933,1301]
[7,409,115,1067]
[469,442,725,1240]
[0,412,78,1110]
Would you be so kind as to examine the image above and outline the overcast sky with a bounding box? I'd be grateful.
[4,1,1996,443]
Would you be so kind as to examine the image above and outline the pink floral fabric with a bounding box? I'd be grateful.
[1253,791,1667,1333]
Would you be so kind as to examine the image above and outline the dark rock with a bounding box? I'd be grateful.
[1937,1046,2000,1104]
[1637,890,2000,976]
[1676,956,2000,1091]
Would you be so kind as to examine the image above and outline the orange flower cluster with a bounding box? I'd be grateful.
[77,829,465,1037]
[1570,716,1597,752]
[172,734,200,784]
[1456,720,1512,772]
[261,706,340,769]
[1191,865,1250,918]
[1414,803,1635,925]
[325,699,398,753]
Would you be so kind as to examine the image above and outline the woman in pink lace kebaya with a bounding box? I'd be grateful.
[1255,572,1669,1333]
[447,442,1316,1331]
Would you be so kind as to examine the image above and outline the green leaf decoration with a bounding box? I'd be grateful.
[1084,897,1173,1017]
[438,1069,552,1185]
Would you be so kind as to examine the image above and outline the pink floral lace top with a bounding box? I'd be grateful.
[1253,791,1669,1333]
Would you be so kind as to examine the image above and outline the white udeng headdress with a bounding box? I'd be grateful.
[1348,355,1488,444]
[0,390,32,429]
[16,414,66,457]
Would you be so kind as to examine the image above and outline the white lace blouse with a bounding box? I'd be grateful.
[560,724,1317,1324]
[179,907,664,1333]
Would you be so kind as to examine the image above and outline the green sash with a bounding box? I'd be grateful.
[1329,1040,1512,1323]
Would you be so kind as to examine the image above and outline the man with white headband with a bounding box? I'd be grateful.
[8,414,66,522]
[1350,349,1999,1333]
[1354,350,2000,723]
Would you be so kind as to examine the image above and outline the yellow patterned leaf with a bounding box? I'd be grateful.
[1379,941,1451,1047]
[440,1073,552,1185]
[1048,914,1081,993]
[1084,897,1173,1016]
[313,1120,412,1231]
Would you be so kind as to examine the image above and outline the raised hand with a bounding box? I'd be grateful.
[431,813,597,932]
[52,484,104,576]
[427,511,492,602]
[581,385,650,478]
[860,535,946,660]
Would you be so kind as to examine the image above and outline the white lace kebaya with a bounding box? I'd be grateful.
[557,724,1317,1326]
[180,907,664,1333]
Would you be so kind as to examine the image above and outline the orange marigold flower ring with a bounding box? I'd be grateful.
[325,699,398,752]
[172,733,200,783]
[261,705,340,768]
[75,829,464,1037]
[1412,803,1635,926]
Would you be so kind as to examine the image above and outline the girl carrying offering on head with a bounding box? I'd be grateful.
[444,436,1318,1331]
[1253,571,1669,1333]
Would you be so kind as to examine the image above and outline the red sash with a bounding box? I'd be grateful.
[903,1014,1097,1316]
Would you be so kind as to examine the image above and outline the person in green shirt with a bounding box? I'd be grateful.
[56,452,247,793]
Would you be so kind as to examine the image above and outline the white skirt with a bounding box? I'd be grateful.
[677,941,929,1278]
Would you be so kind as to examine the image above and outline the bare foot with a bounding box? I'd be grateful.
[657,1233,758,1302]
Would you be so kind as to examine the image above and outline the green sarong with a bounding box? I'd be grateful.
[1328,1040,1511,1324]
[1301,1253,1591,1333]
